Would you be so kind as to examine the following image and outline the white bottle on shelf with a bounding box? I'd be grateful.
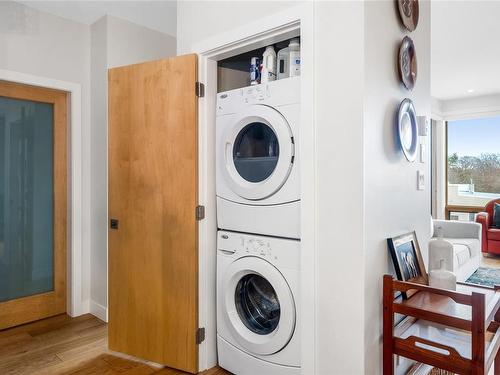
[261,46,277,83]
[289,38,301,77]
[429,259,456,291]
[277,47,290,80]
[260,46,276,83]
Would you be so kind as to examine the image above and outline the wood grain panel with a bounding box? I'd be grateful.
[108,55,198,373]
[0,81,68,330]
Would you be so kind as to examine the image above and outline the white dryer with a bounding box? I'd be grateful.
[216,77,300,239]
[217,230,300,375]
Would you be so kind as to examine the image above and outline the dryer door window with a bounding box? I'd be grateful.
[222,105,294,201]
[233,123,279,183]
[235,274,280,335]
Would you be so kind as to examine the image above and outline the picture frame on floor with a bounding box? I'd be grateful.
[387,231,428,299]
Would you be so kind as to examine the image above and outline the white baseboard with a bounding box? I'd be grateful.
[68,298,90,317]
[90,300,108,322]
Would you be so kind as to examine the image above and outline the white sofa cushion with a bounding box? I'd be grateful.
[443,237,480,258]
[454,244,471,267]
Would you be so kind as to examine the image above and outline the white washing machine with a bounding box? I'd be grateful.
[217,230,300,375]
[216,77,300,239]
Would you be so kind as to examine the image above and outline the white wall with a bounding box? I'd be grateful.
[313,2,366,374]
[90,16,108,320]
[19,0,178,38]
[0,0,92,311]
[106,16,176,68]
[90,15,177,320]
[177,1,299,55]
[363,1,431,374]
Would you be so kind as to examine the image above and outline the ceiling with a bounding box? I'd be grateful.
[18,0,177,37]
[431,1,500,100]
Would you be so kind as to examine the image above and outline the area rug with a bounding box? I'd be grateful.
[466,267,500,287]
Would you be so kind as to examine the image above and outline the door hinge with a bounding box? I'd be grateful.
[195,82,205,98]
[196,205,205,221]
[196,327,205,344]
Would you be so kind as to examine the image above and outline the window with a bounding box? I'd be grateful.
[446,116,500,220]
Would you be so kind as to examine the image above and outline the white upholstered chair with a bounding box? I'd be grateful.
[429,218,482,282]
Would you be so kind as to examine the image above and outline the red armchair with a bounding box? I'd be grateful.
[476,198,500,254]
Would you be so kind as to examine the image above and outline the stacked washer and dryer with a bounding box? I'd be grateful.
[216,76,301,375]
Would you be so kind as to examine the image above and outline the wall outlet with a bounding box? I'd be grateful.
[417,170,425,190]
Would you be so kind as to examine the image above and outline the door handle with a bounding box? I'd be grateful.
[218,249,236,255]
[110,219,119,230]
[225,142,232,167]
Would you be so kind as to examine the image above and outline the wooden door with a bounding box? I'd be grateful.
[0,81,67,330]
[108,54,199,373]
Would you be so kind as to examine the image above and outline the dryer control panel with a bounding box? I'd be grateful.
[216,76,300,116]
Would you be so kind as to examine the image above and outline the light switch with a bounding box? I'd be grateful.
[417,116,429,136]
[417,170,425,190]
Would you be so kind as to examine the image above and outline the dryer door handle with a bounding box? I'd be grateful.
[225,142,233,167]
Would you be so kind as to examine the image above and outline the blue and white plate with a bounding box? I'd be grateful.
[397,98,418,162]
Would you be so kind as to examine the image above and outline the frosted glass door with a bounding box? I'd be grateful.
[0,97,54,302]
[0,81,66,330]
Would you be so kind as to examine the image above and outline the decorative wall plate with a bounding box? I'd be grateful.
[397,99,418,162]
[398,36,417,90]
[398,0,419,31]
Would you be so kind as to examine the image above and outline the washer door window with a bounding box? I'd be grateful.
[223,106,294,201]
[235,274,280,335]
[222,257,296,355]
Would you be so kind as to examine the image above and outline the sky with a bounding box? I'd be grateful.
[448,116,500,157]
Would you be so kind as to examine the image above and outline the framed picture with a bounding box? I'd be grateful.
[387,231,428,298]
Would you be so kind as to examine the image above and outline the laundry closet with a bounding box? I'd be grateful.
[106,25,304,374]
[214,36,302,375]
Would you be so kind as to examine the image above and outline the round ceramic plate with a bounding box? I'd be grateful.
[399,36,417,91]
[398,0,419,31]
[397,99,418,162]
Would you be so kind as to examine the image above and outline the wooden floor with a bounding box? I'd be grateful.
[1,256,498,375]
[481,253,500,268]
[0,314,230,375]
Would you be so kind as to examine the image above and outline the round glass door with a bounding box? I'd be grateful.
[222,105,294,201]
[222,256,296,355]
[233,123,280,183]
[235,274,280,335]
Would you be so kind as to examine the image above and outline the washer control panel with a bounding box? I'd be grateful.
[218,231,276,260]
[244,237,273,258]
[217,230,300,269]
